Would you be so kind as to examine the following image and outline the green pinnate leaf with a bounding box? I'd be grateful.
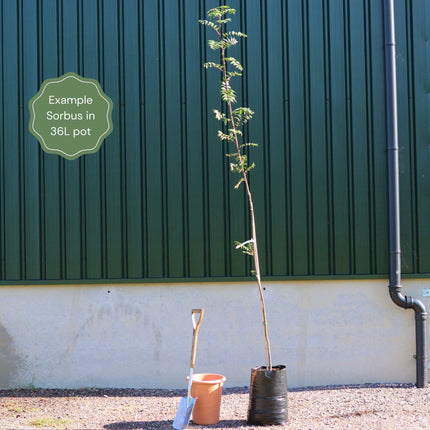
[234,177,245,189]
[229,128,242,136]
[204,62,222,71]
[213,110,229,124]
[226,31,247,38]
[220,81,236,103]
[198,19,219,32]
[217,130,233,141]
[226,57,243,71]
[234,240,255,255]
[241,142,259,149]
[246,162,256,173]
[216,18,232,25]
[207,6,236,19]
[223,36,238,47]
[232,107,254,125]
[208,40,222,50]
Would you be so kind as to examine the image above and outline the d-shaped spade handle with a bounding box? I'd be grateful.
[190,309,204,369]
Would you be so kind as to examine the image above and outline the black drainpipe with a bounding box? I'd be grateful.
[383,0,427,388]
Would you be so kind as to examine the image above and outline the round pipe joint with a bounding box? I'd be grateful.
[389,286,426,314]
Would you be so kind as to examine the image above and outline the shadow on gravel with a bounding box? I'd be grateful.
[0,388,183,398]
[104,420,247,429]
[104,421,172,429]
[0,387,249,398]
[289,383,414,392]
[0,384,413,399]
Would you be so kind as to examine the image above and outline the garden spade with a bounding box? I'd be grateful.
[173,308,204,430]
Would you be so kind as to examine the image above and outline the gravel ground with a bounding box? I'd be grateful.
[1,383,430,429]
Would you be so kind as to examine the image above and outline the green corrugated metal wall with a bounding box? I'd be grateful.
[0,0,429,283]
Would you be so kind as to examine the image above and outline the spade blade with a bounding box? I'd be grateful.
[172,396,195,429]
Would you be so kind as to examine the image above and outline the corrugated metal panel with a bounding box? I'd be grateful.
[0,0,428,283]
[409,0,430,274]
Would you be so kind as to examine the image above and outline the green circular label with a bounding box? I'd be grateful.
[29,72,113,160]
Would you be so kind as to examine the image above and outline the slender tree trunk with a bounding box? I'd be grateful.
[220,37,272,371]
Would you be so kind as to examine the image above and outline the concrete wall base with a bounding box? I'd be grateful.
[0,279,427,389]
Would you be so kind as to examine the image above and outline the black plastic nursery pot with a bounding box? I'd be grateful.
[247,365,288,426]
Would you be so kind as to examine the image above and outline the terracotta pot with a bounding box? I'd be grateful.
[187,373,226,425]
[247,365,288,425]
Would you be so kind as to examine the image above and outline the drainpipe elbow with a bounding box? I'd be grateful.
[389,285,427,315]
[412,299,427,318]
[389,285,410,308]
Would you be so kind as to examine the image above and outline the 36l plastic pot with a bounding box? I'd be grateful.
[187,373,226,425]
[247,365,288,425]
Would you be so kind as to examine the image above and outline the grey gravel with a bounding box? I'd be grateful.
[0,383,429,429]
